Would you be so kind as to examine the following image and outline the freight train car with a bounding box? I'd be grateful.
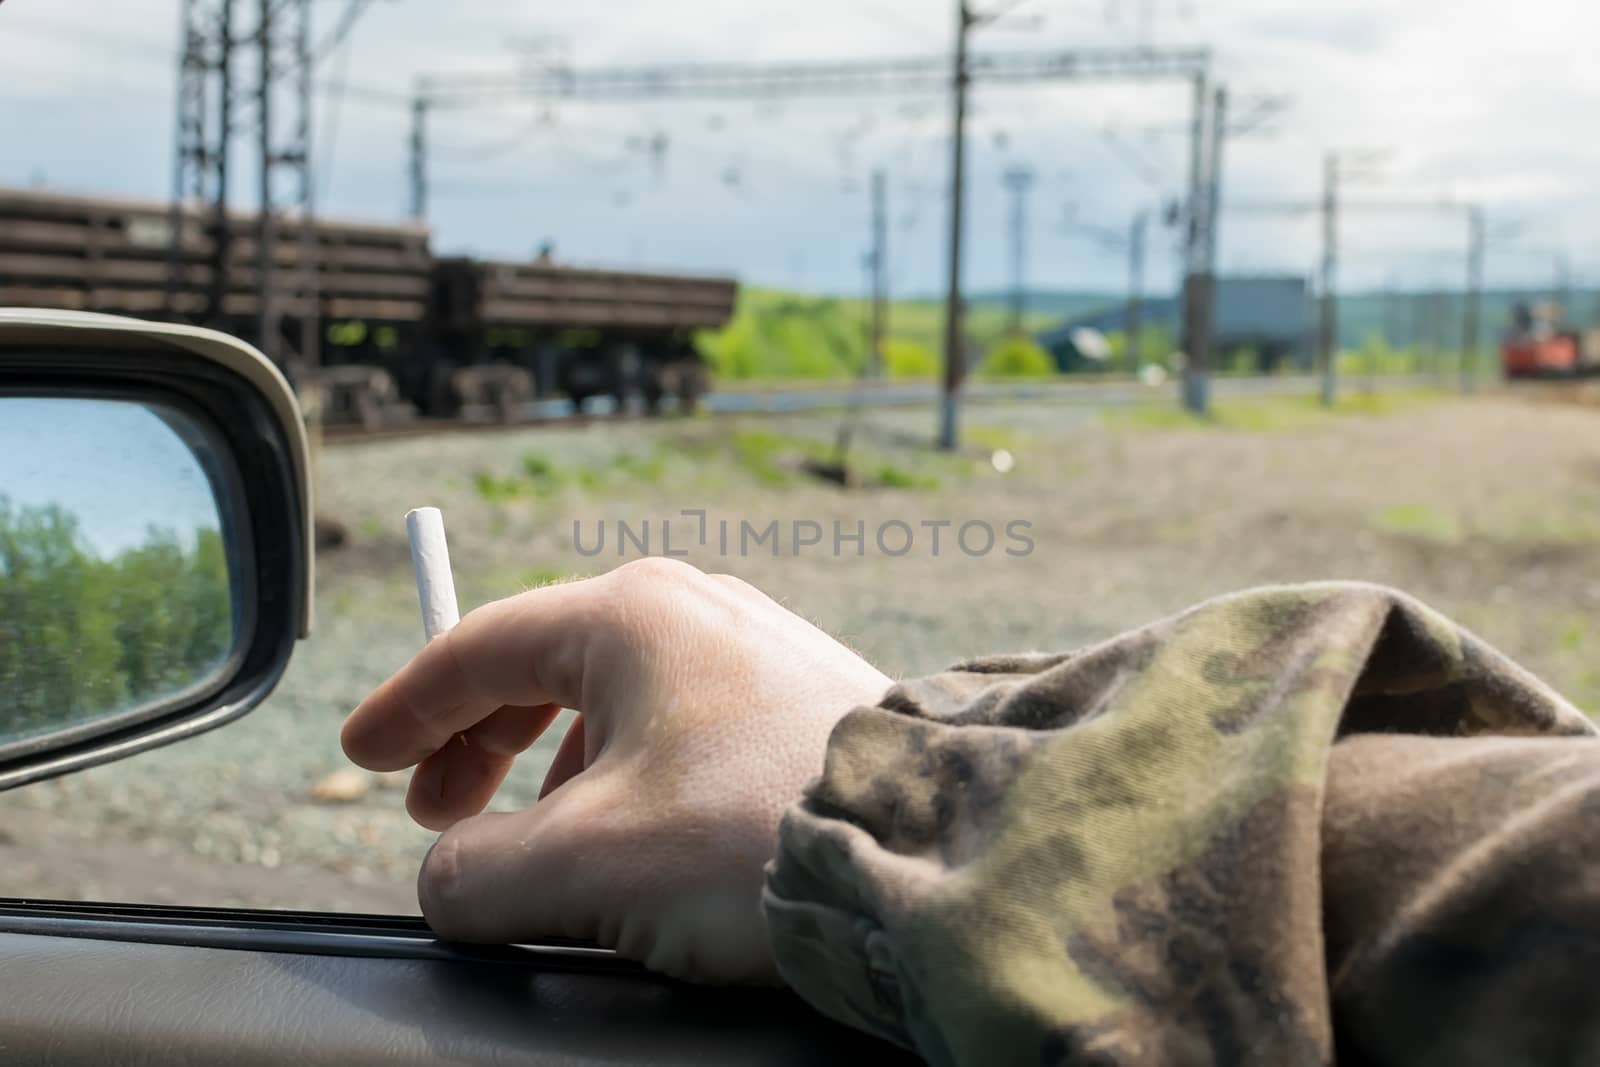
[0,187,736,425]
[427,256,733,418]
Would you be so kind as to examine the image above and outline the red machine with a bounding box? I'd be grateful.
[1501,301,1600,379]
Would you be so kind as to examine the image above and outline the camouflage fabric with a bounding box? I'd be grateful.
[762,582,1600,1066]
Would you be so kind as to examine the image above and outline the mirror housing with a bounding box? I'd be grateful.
[0,309,312,790]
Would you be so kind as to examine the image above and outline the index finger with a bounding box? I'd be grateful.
[341,577,599,772]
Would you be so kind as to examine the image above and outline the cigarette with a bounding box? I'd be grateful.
[406,507,460,642]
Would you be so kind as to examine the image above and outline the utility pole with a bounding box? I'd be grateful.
[1194,85,1226,402]
[939,0,974,450]
[869,168,889,379]
[1463,206,1485,393]
[1373,274,1392,394]
[1179,72,1209,413]
[1427,289,1444,379]
[409,96,429,220]
[1556,252,1573,324]
[1318,152,1339,407]
[1125,209,1148,372]
[1003,164,1035,335]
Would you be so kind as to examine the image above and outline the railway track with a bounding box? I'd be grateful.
[317,373,1442,447]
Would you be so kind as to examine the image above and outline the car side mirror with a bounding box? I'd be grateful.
[0,309,312,791]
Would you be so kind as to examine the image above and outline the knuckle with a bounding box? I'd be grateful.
[613,555,701,586]
[708,572,756,596]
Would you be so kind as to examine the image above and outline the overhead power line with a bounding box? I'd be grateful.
[415,47,1211,106]
[411,38,1210,450]
[314,0,377,62]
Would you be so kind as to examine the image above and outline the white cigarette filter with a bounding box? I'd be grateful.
[406,507,460,641]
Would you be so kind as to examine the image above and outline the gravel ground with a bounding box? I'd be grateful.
[7,387,1600,912]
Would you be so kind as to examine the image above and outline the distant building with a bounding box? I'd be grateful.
[1037,274,1312,372]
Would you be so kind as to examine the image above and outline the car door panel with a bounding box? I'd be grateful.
[0,905,914,1065]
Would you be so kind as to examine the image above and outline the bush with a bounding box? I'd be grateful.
[981,336,1055,378]
[882,339,940,379]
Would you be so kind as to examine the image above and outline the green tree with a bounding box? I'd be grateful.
[0,495,233,742]
[981,336,1056,378]
[881,339,939,379]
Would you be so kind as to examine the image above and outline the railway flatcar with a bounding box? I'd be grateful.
[0,186,737,425]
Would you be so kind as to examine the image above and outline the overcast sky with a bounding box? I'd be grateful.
[3,0,1598,296]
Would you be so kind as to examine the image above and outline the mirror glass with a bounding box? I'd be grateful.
[0,396,241,751]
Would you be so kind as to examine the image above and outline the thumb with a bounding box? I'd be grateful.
[418,787,610,945]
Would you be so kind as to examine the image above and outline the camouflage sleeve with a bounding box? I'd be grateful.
[761,581,1600,1066]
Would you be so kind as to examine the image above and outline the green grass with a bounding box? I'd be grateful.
[1371,504,1464,545]
[1110,389,1448,434]
[474,447,669,503]
[473,471,529,503]
[727,429,810,487]
[964,425,1022,451]
[875,463,940,490]
[493,425,961,496]
[1369,497,1600,550]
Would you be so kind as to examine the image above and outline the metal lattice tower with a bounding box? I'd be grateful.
[254,0,318,377]
[168,0,237,324]
[167,0,318,377]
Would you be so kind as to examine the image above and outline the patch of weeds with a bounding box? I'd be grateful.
[655,426,959,492]
[474,471,527,502]
[1111,389,1448,433]
[1561,616,1588,653]
[477,448,673,503]
[522,452,559,479]
[572,467,606,492]
[518,452,569,498]
[875,463,940,490]
[1113,405,1205,431]
[610,450,667,481]
[1370,503,1463,544]
[965,425,1020,451]
[730,429,810,487]
[357,515,387,540]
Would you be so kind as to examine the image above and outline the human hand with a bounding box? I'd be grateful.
[341,557,891,983]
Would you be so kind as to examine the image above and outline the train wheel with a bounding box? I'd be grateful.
[676,361,708,414]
